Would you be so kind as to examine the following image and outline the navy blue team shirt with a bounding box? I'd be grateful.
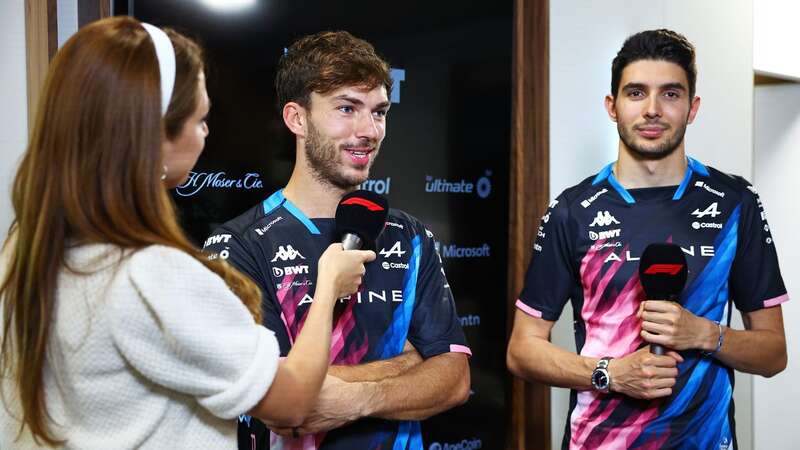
[204,189,470,450]
[517,157,788,450]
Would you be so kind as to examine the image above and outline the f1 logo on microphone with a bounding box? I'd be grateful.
[643,264,685,276]
[341,197,385,211]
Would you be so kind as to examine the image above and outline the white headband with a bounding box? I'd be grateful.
[141,23,176,116]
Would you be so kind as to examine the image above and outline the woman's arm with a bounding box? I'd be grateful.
[247,244,375,426]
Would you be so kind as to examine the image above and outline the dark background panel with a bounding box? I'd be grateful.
[121,1,511,448]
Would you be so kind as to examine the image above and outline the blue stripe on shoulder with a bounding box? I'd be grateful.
[592,162,614,185]
[592,162,635,203]
[262,190,285,215]
[672,167,694,200]
[262,189,321,235]
[593,157,710,203]
[688,156,710,177]
[673,157,709,200]
[607,173,635,204]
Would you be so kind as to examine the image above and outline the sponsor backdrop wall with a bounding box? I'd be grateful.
[119,1,512,449]
[550,1,756,448]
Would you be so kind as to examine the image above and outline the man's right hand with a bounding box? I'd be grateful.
[607,346,684,400]
[317,244,376,299]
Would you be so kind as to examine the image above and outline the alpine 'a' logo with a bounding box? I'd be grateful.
[589,211,620,227]
[270,245,306,262]
[379,241,406,258]
[691,202,722,219]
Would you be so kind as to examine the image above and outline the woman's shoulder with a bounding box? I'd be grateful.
[128,244,205,267]
[123,244,246,309]
[60,243,204,277]
[109,244,240,331]
[125,244,218,286]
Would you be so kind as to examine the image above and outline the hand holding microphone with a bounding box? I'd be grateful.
[596,243,687,400]
[317,245,375,299]
[638,243,694,354]
[316,190,388,299]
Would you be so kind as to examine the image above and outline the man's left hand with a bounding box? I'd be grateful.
[269,375,375,437]
[638,300,717,351]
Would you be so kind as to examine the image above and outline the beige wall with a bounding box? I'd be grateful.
[0,1,29,238]
[753,84,800,450]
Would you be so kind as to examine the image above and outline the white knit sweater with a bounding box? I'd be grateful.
[0,244,280,449]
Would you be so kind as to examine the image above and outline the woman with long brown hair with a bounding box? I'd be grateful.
[0,16,374,449]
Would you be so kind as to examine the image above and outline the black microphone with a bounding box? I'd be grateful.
[639,243,688,355]
[335,190,389,251]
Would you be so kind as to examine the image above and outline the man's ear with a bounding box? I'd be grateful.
[604,94,618,122]
[283,102,307,137]
[687,96,701,125]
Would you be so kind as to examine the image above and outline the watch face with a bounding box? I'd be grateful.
[592,370,609,390]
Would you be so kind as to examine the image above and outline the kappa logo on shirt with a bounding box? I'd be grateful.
[270,245,305,262]
[589,211,620,227]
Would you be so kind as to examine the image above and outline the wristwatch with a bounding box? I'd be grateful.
[591,357,614,393]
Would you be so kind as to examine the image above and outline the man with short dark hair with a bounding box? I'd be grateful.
[507,29,788,449]
[205,31,471,450]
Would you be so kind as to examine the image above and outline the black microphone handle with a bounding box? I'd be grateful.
[648,294,680,356]
[650,344,666,355]
[341,233,362,250]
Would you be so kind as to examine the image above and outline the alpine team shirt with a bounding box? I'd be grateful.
[204,189,470,450]
[517,157,788,450]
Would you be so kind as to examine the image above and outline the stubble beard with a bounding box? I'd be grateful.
[304,120,378,190]
[617,116,688,161]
